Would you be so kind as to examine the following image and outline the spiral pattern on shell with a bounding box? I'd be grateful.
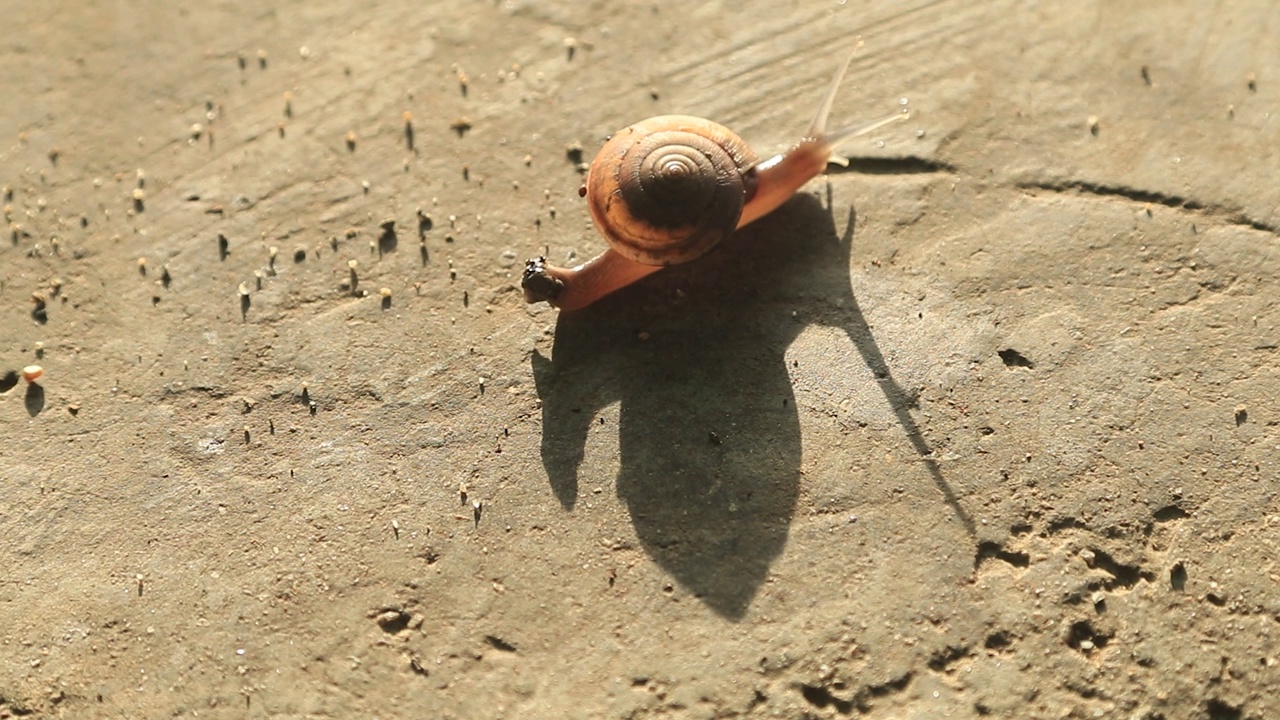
[585,115,759,267]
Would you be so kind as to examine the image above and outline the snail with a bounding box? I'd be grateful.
[522,44,910,312]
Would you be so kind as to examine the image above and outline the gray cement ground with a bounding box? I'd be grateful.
[1,1,1278,717]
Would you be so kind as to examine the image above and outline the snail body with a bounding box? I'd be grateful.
[523,45,908,312]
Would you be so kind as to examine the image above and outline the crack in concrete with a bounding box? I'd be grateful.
[1019,180,1279,235]
[836,155,957,175]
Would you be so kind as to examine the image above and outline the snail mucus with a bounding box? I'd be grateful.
[522,44,910,312]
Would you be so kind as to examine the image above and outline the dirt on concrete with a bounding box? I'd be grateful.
[2,1,1278,718]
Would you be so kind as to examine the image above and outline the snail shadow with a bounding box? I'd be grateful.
[531,192,971,620]
[25,383,45,416]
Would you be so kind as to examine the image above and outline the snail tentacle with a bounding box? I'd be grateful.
[807,39,909,161]
[808,41,861,139]
[740,42,908,228]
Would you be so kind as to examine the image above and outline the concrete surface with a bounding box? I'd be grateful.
[1,1,1278,718]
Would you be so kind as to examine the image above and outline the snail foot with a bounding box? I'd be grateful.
[521,256,564,304]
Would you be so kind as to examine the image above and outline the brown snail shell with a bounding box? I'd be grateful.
[585,115,759,267]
